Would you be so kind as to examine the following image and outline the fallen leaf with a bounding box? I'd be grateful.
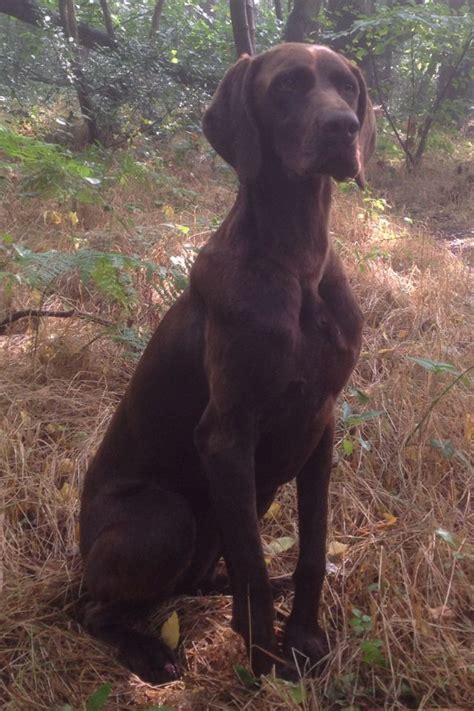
[428,605,455,621]
[465,413,474,442]
[59,482,79,501]
[58,458,74,476]
[405,446,419,462]
[68,211,79,226]
[162,204,175,219]
[264,536,296,556]
[327,540,349,557]
[264,501,281,521]
[161,611,180,650]
[44,210,62,225]
[45,423,66,436]
[381,512,397,526]
[435,527,456,548]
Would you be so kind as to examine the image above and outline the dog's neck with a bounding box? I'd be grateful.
[231,168,332,278]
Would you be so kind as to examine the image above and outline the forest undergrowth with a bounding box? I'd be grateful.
[0,133,472,710]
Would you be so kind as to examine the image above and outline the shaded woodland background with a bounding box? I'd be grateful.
[0,2,473,710]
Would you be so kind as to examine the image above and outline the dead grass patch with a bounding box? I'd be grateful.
[0,155,472,710]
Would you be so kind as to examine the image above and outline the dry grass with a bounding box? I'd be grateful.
[0,144,473,710]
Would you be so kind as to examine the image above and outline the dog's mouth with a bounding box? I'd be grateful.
[316,145,360,181]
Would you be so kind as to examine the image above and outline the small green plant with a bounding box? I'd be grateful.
[350,608,373,635]
[430,439,473,475]
[360,639,387,668]
[340,399,383,457]
[406,356,473,441]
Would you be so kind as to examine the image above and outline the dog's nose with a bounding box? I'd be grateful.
[322,111,360,140]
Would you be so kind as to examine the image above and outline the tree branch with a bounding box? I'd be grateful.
[0,308,114,335]
[414,31,473,163]
[369,51,415,167]
[0,0,115,49]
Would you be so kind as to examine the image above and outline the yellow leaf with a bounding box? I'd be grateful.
[405,446,419,462]
[264,502,281,521]
[45,423,65,435]
[58,458,74,476]
[44,210,63,225]
[68,211,79,226]
[20,410,31,426]
[382,512,397,526]
[163,204,175,219]
[464,413,474,442]
[31,288,43,306]
[161,611,180,650]
[327,540,349,557]
[59,482,79,501]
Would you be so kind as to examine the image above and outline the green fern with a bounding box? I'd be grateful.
[0,126,103,202]
[12,244,191,309]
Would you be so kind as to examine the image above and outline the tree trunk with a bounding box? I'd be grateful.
[150,0,166,38]
[246,0,256,54]
[59,0,100,144]
[283,0,322,43]
[274,0,283,21]
[229,0,255,57]
[99,0,115,42]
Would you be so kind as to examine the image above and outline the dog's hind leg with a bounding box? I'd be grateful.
[80,485,196,683]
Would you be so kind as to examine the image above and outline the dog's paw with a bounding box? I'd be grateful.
[282,624,329,677]
[118,630,180,685]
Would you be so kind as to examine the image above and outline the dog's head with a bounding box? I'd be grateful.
[203,43,376,187]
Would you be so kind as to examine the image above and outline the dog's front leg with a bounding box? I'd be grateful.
[195,403,277,676]
[282,418,334,674]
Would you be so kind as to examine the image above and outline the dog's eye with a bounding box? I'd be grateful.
[273,70,313,95]
[343,81,357,94]
[274,75,299,93]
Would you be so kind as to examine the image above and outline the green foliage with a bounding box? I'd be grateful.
[12,244,158,308]
[341,402,384,428]
[234,664,259,689]
[360,639,387,667]
[0,126,103,201]
[86,683,112,711]
[350,608,373,635]
[408,356,460,375]
[323,0,472,162]
[1,236,192,358]
[430,439,473,475]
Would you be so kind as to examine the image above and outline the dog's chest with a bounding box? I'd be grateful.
[295,284,360,392]
[254,287,360,485]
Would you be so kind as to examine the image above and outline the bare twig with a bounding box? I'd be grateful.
[369,51,415,167]
[0,308,114,335]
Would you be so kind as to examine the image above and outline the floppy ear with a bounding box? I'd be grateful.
[202,55,261,182]
[351,65,376,189]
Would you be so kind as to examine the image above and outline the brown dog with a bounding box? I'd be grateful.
[79,43,375,683]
